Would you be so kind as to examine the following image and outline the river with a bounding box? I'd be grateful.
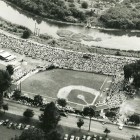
[0,0,140,50]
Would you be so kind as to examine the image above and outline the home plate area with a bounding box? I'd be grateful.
[57,85,100,106]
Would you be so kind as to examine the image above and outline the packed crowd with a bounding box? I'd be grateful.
[12,66,37,83]
[106,73,127,109]
[0,32,139,75]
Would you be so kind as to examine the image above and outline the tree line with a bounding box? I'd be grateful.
[124,60,140,88]
[6,0,90,23]
[100,0,140,30]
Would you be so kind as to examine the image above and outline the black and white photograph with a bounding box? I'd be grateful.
[0,0,140,140]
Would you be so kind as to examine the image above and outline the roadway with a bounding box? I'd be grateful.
[4,100,140,140]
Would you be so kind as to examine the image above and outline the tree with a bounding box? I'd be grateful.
[131,135,140,140]
[39,102,60,132]
[57,98,67,107]
[6,65,14,76]
[0,70,12,108]
[22,29,31,39]
[2,103,8,113]
[105,111,116,118]
[77,118,84,130]
[81,1,88,9]
[129,114,140,125]
[23,109,34,119]
[104,128,110,138]
[82,106,95,131]
[34,95,43,105]
[18,128,45,140]
[45,130,62,140]
[12,90,21,100]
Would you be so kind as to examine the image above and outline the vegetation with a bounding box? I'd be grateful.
[45,130,62,140]
[0,66,14,108]
[129,114,140,125]
[57,98,67,107]
[124,60,140,88]
[81,1,88,9]
[18,128,45,140]
[39,102,60,132]
[0,17,31,37]
[100,0,140,30]
[105,111,116,118]
[12,90,22,100]
[2,103,9,113]
[23,109,34,119]
[77,118,84,130]
[82,106,95,132]
[104,128,111,138]
[21,29,31,39]
[7,0,88,23]
[34,95,43,106]
[6,65,14,76]
[131,135,140,140]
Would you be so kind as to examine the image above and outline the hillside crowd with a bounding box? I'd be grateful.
[0,32,139,75]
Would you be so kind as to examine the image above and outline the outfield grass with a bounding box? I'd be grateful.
[22,69,112,105]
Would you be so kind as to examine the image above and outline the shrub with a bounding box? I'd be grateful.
[21,29,31,39]
[23,109,34,119]
[81,1,88,9]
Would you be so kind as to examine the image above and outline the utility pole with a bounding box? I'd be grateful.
[34,23,36,35]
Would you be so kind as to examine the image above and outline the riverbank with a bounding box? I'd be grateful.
[0,16,30,37]
[1,14,140,58]
[4,0,140,32]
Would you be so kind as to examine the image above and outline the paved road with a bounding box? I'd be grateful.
[5,100,140,140]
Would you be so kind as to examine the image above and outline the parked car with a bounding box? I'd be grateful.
[118,124,124,130]
[7,122,13,129]
[87,136,92,140]
[12,123,18,129]
[99,136,103,140]
[70,135,75,140]
[93,134,97,138]
[17,123,22,129]
[63,134,69,140]
[24,125,30,130]
[0,120,4,125]
[3,119,9,126]
[75,136,80,140]
[30,126,35,129]
[82,135,86,140]
[20,124,25,130]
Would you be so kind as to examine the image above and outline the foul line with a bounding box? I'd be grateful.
[99,76,108,91]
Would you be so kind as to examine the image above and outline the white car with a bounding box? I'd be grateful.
[63,134,68,140]
[99,136,103,140]
[70,135,75,140]
[87,136,91,140]
[17,123,22,129]
[118,124,124,130]
[24,125,30,130]
[82,135,86,140]
[0,120,4,125]
[75,136,80,140]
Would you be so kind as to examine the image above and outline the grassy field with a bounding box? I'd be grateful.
[22,69,112,106]
[0,63,6,69]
